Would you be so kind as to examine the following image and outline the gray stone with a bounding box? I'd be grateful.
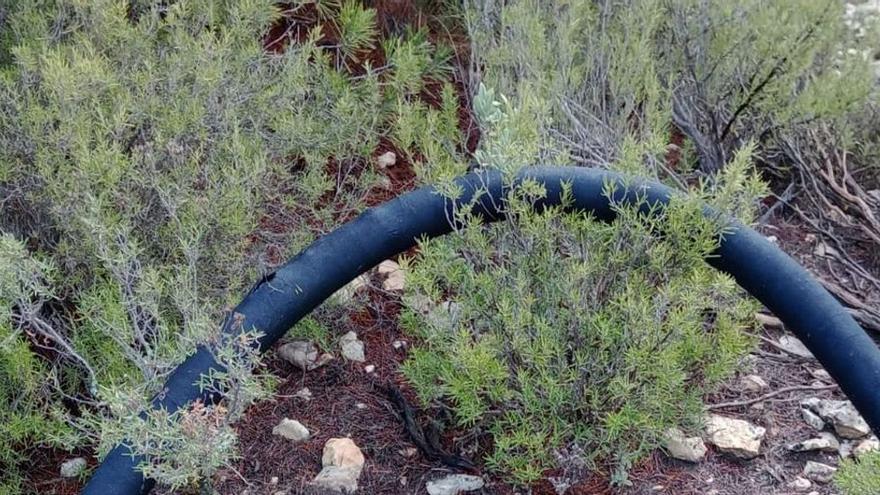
[755,313,783,328]
[378,260,405,291]
[377,151,397,169]
[854,436,879,457]
[60,457,87,478]
[840,440,855,459]
[313,467,362,493]
[787,432,840,453]
[810,368,833,383]
[662,428,707,462]
[803,461,837,484]
[312,438,365,493]
[704,414,765,459]
[278,341,331,371]
[778,335,815,359]
[787,477,812,491]
[801,408,826,431]
[333,274,369,304]
[426,474,485,495]
[272,418,310,443]
[340,331,366,362]
[741,374,769,393]
[802,398,871,439]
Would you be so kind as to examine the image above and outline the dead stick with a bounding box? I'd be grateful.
[708,384,838,410]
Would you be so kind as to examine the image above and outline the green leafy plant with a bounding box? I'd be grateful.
[0,0,459,490]
[836,451,880,495]
[401,156,761,483]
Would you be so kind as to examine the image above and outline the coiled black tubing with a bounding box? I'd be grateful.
[83,167,880,494]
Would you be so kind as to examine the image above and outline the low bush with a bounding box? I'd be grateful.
[395,0,878,484]
[836,451,880,495]
[0,0,456,490]
[401,155,761,484]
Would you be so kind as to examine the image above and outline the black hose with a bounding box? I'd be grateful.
[82,166,880,494]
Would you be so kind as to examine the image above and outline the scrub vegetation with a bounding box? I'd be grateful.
[0,0,457,491]
[0,0,877,493]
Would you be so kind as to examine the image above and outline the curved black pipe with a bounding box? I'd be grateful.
[82,166,880,494]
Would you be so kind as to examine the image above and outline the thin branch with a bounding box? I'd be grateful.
[708,383,838,410]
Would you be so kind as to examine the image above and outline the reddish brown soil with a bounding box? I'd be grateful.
[17,446,97,495]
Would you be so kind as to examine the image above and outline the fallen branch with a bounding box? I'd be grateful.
[708,383,838,410]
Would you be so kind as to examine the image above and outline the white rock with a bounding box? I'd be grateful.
[392,339,406,349]
[662,428,708,462]
[704,414,766,459]
[378,260,406,291]
[377,260,400,275]
[840,440,855,459]
[294,387,313,401]
[364,364,375,373]
[810,368,833,383]
[377,151,397,169]
[278,340,318,370]
[426,474,485,495]
[741,374,769,393]
[802,461,836,484]
[333,274,370,304]
[60,457,87,478]
[323,437,365,469]
[801,408,826,431]
[272,419,310,443]
[787,432,840,453]
[801,398,871,439]
[777,335,815,359]
[854,436,880,457]
[340,331,366,362]
[399,447,418,457]
[312,438,365,494]
[787,477,812,491]
[355,402,368,410]
[755,313,783,328]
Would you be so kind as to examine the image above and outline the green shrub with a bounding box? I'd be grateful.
[0,0,455,489]
[836,451,880,495]
[401,151,761,484]
[401,0,876,483]
[0,234,78,493]
[463,0,875,176]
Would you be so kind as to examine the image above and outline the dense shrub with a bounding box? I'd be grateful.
[463,0,875,176]
[836,451,880,495]
[398,0,878,485]
[0,0,455,489]
[401,153,761,484]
